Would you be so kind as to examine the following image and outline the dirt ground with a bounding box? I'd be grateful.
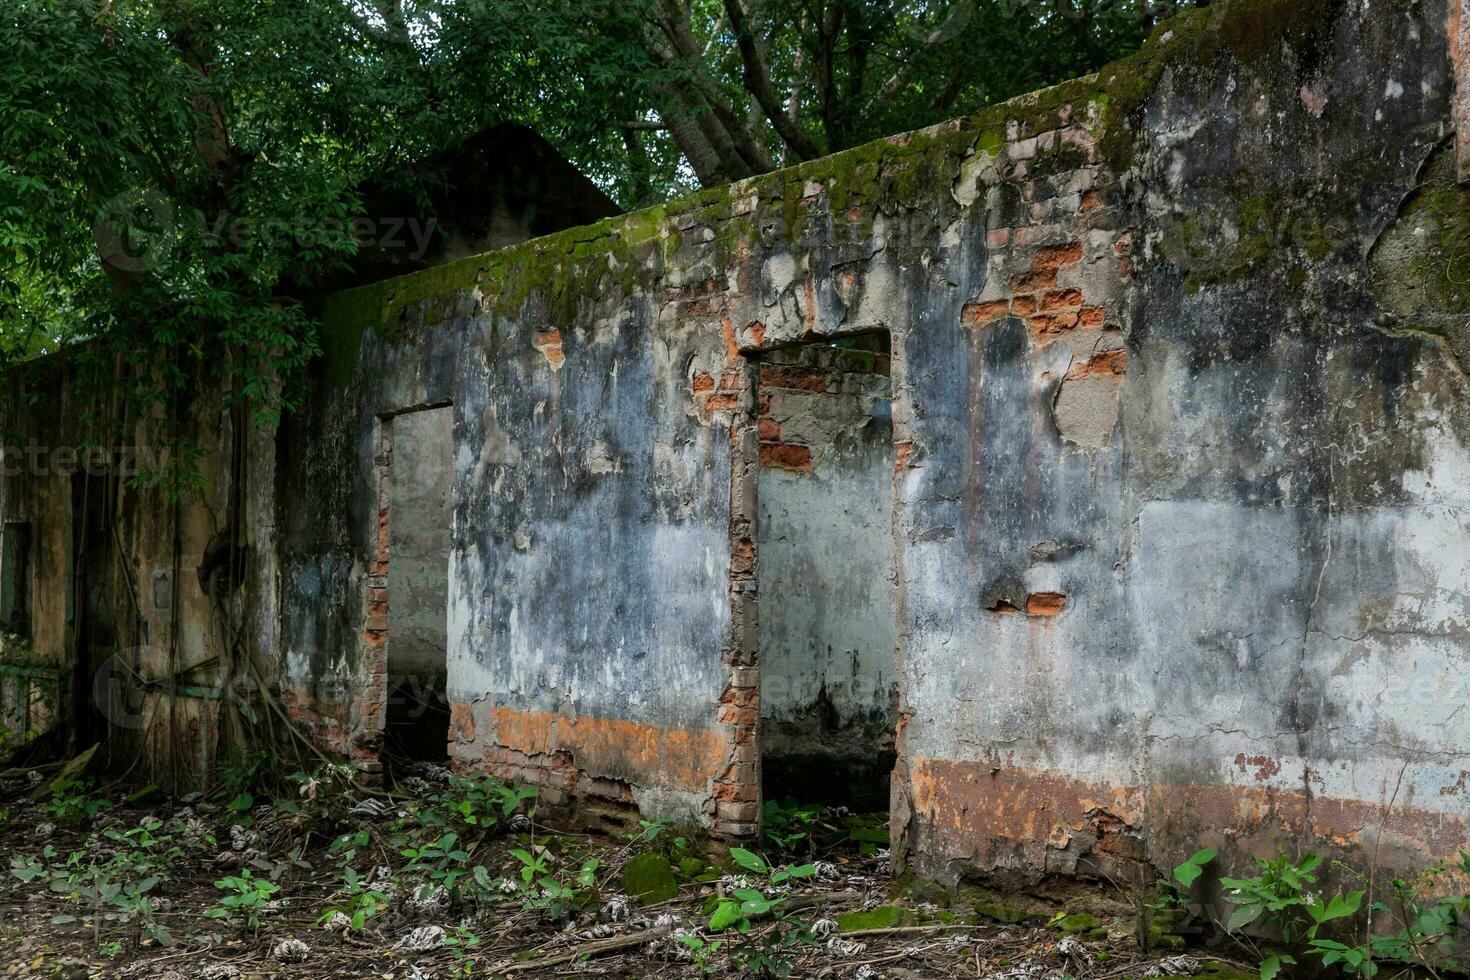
[0,764,1252,979]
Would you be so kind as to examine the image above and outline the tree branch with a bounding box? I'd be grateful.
[722,0,823,160]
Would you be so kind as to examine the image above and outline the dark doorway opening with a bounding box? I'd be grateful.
[755,332,898,812]
[382,407,454,772]
[71,473,116,749]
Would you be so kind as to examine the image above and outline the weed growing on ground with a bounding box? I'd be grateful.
[205,869,280,933]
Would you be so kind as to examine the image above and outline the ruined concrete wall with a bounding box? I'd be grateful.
[275,0,1470,877]
[756,342,897,802]
[0,355,278,786]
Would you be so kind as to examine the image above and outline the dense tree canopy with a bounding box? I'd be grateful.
[0,0,1194,441]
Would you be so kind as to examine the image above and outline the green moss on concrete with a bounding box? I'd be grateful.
[1368,148,1470,376]
[1091,0,1338,168]
[314,0,1360,384]
[974,902,1034,924]
[1157,190,1342,292]
[1050,911,1104,934]
[836,906,916,931]
[620,852,679,906]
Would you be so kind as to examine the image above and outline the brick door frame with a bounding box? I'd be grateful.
[356,400,453,780]
[710,327,905,837]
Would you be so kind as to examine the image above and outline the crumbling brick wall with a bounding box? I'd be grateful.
[8,0,1467,893]
[291,0,1470,884]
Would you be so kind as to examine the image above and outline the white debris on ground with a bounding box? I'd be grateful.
[271,937,311,962]
[394,925,447,952]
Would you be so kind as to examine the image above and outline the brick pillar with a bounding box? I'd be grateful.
[711,359,762,837]
[354,419,392,778]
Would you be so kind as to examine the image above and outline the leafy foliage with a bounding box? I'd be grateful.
[1167,846,1470,980]
[1,0,1192,440]
[703,847,817,975]
[46,779,111,827]
[205,869,281,932]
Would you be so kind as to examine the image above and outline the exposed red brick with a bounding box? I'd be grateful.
[711,778,759,802]
[759,364,827,392]
[534,330,566,370]
[746,321,766,347]
[704,393,739,412]
[895,441,913,474]
[1011,269,1058,292]
[1113,233,1133,255]
[1081,190,1103,212]
[1065,349,1128,379]
[961,300,1010,326]
[986,228,1010,248]
[450,703,476,742]
[1041,288,1084,311]
[1079,307,1106,329]
[716,801,760,823]
[719,313,740,359]
[691,373,715,393]
[757,418,781,441]
[759,442,813,473]
[1012,294,1038,316]
[1025,592,1067,616]
[730,538,755,576]
[716,704,758,728]
[1031,241,1084,270]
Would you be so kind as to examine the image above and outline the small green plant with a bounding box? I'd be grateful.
[402,831,474,895]
[46,779,111,826]
[708,847,816,932]
[444,925,482,976]
[1342,850,1470,979]
[420,775,537,835]
[318,867,392,930]
[706,848,816,976]
[224,792,255,827]
[503,847,596,915]
[675,934,725,973]
[205,869,280,932]
[329,828,372,866]
[761,799,821,859]
[281,763,359,829]
[98,939,122,958]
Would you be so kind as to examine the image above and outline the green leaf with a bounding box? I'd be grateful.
[708,898,744,932]
[729,848,767,874]
[1228,904,1264,932]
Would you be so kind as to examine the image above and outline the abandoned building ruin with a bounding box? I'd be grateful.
[2,0,1469,891]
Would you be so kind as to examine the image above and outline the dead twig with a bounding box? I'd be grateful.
[495,925,673,973]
